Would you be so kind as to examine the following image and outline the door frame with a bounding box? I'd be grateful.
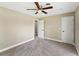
[37,19,45,39]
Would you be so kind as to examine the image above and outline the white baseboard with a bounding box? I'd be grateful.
[45,37,63,42]
[75,44,79,55]
[45,37,75,45]
[0,37,34,53]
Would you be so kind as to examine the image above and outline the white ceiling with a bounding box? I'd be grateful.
[0,2,79,18]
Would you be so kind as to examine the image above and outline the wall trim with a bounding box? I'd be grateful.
[45,37,63,42]
[75,44,79,55]
[0,37,34,53]
[45,37,75,45]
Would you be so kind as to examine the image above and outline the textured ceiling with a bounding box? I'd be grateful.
[0,2,79,18]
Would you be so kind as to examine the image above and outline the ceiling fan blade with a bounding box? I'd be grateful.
[27,9,36,10]
[34,2,40,10]
[43,6,53,10]
[35,11,38,14]
[42,10,47,14]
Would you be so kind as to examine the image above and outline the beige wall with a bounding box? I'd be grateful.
[42,13,74,40]
[75,6,79,54]
[43,16,61,40]
[0,7,35,50]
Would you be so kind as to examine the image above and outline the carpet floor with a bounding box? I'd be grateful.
[0,37,78,56]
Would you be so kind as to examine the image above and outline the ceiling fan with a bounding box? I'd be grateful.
[27,2,53,14]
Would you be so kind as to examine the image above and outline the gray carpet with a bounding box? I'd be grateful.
[0,37,78,56]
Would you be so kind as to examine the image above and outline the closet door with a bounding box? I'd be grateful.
[61,16,74,44]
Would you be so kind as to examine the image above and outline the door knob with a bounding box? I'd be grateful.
[62,31,64,32]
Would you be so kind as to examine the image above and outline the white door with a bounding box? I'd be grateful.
[38,20,44,39]
[61,16,74,44]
